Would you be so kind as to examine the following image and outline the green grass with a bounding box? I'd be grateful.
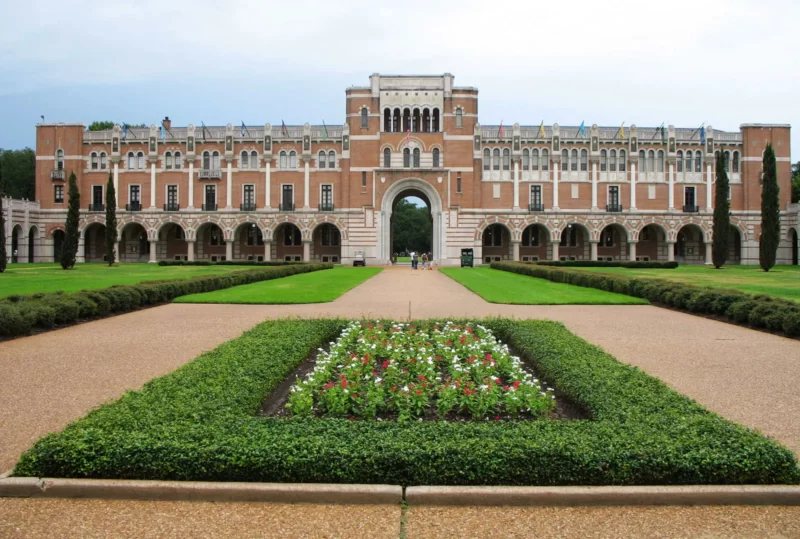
[571,265,800,303]
[440,267,648,305]
[396,256,411,263]
[0,263,250,298]
[174,266,382,304]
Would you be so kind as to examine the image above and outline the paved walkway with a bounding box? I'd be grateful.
[1,266,799,537]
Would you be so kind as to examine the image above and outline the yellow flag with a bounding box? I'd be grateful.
[538,121,545,138]
[618,123,625,139]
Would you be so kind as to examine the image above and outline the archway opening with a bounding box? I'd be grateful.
[482,223,511,263]
[196,223,225,261]
[274,222,303,262]
[158,223,187,261]
[791,228,798,266]
[28,226,38,263]
[560,223,590,261]
[312,223,341,263]
[83,223,107,262]
[235,222,265,261]
[390,190,432,263]
[638,224,668,262]
[52,230,65,262]
[520,224,549,262]
[120,223,149,263]
[728,226,742,265]
[11,225,22,263]
[675,224,706,264]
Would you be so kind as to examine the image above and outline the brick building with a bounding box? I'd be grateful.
[9,73,799,265]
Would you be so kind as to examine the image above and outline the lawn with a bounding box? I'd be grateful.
[440,267,647,305]
[571,265,800,303]
[0,263,250,298]
[174,266,382,304]
[396,256,411,263]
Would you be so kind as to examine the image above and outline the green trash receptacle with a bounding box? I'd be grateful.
[460,248,474,267]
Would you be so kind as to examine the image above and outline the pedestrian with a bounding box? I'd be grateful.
[412,251,418,269]
[421,252,428,269]
[428,252,434,270]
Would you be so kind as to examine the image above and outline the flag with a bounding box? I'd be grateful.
[538,121,545,138]
[281,120,288,137]
[241,121,246,137]
[498,122,504,139]
[578,121,586,138]
[122,124,127,140]
[652,123,664,140]
[661,123,667,143]
[322,120,328,141]
[201,122,208,141]
[699,125,706,145]
[160,125,165,140]
[618,123,625,139]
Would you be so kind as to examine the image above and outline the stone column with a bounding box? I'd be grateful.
[590,240,599,261]
[512,240,520,261]
[149,240,157,263]
[225,240,233,261]
[225,159,233,209]
[513,158,520,210]
[150,162,157,208]
[668,161,675,211]
[113,161,120,209]
[628,240,637,261]
[303,158,311,208]
[551,241,559,261]
[263,240,271,261]
[666,241,675,262]
[706,162,713,211]
[188,160,195,209]
[629,162,637,211]
[591,160,598,210]
[302,240,311,262]
[265,160,271,208]
[552,162,560,210]
[705,242,712,265]
[186,240,195,262]
[77,237,85,263]
[113,241,120,263]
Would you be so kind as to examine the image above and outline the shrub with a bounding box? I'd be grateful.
[0,304,31,336]
[531,260,678,269]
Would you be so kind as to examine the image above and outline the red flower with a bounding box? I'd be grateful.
[503,385,510,391]
[352,393,358,399]
[513,381,521,389]
[436,355,441,361]
[349,416,355,421]
[485,353,492,361]
[341,379,348,388]
[445,340,452,346]
[416,390,423,395]
[323,382,335,389]
[372,370,378,377]
[382,360,390,369]
[495,415,501,421]
[391,385,397,392]
[418,375,426,381]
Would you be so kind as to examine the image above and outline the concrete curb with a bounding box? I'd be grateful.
[0,478,401,505]
[405,485,800,506]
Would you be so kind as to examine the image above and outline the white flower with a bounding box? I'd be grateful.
[402,385,409,392]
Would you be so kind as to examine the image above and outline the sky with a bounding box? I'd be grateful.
[1,0,798,160]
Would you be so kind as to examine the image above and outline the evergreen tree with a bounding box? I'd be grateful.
[0,195,6,273]
[711,149,730,268]
[60,172,80,269]
[105,173,117,266]
[759,143,780,271]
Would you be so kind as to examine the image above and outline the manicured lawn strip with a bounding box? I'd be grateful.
[0,263,252,297]
[440,267,648,305]
[174,267,382,304]
[396,256,411,263]
[15,318,798,486]
[572,265,800,303]
[0,264,332,338]
[492,262,800,338]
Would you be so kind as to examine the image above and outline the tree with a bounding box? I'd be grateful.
[791,161,800,204]
[392,198,432,254]
[0,148,36,200]
[60,172,80,269]
[759,143,780,272]
[105,173,117,266]
[88,121,116,131]
[0,195,6,273]
[711,149,731,268]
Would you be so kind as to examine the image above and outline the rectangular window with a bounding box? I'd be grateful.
[243,184,255,205]
[167,185,178,206]
[93,185,103,206]
[129,185,140,203]
[608,185,620,207]
[456,173,462,194]
[361,171,367,189]
[684,186,696,207]
[282,184,293,210]
[205,185,216,208]
[321,184,333,207]
[54,185,64,204]
[531,185,542,207]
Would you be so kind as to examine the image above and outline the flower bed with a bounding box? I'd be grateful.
[287,321,554,420]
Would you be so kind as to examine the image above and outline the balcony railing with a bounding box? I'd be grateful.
[606,203,623,213]
[125,202,142,212]
[683,204,699,213]
[88,203,105,212]
[163,203,180,212]
[202,203,218,211]
[318,203,335,212]
[198,169,222,180]
[51,169,66,180]
[240,202,257,212]
[280,202,295,212]
[528,203,545,212]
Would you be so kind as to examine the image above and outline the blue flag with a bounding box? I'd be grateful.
[241,121,246,137]
[699,125,706,144]
[122,124,127,140]
[578,121,586,138]
[160,125,165,140]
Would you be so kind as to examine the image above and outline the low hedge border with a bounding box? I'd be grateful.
[14,318,799,486]
[532,260,678,269]
[0,263,333,338]
[157,260,306,267]
[492,261,800,338]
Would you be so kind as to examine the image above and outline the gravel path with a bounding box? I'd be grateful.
[1,265,799,537]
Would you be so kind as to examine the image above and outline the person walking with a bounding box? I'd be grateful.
[421,252,428,269]
[411,251,418,270]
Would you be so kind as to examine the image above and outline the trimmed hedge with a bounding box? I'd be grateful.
[14,318,799,486]
[0,263,332,338]
[491,261,800,338]
[532,260,678,269]
[157,260,305,267]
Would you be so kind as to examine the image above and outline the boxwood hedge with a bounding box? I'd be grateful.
[532,260,679,269]
[492,261,800,338]
[157,260,305,267]
[0,263,332,338]
[14,318,798,486]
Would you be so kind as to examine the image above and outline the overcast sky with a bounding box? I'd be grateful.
[1,0,797,159]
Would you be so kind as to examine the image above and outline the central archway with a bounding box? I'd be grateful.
[379,178,444,265]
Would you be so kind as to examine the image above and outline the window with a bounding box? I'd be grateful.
[685,186,696,207]
[129,185,140,203]
[137,152,145,169]
[284,226,301,246]
[328,150,335,168]
[571,149,578,171]
[530,184,542,207]
[600,149,607,172]
[531,149,539,171]
[361,171,367,189]
[492,149,500,171]
[522,149,529,170]
[522,226,540,247]
[241,151,249,169]
[56,149,64,170]
[165,152,173,170]
[321,184,333,208]
[100,152,107,170]
[203,151,210,170]
[205,185,216,208]
[383,148,391,168]
[246,224,264,246]
[92,185,103,206]
[361,107,368,128]
[433,148,440,168]
[243,184,255,205]
[580,149,588,172]
[320,223,340,246]
[413,148,420,167]
[456,173,462,193]
[251,151,258,168]
[677,150,683,172]
[560,226,578,247]
[647,150,655,172]
[483,224,503,247]
[483,149,491,171]
[403,148,411,168]
[288,151,296,169]
[657,150,664,172]
[732,151,740,173]
[54,185,64,203]
[213,151,220,170]
[609,150,617,172]
[639,150,646,170]
[562,149,569,170]
[600,228,615,247]
[686,150,693,173]
[724,151,731,172]
[91,152,98,170]
[128,152,136,169]
[318,151,326,169]
[503,149,510,171]
[608,185,620,207]
[695,151,702,172]
[167,185,178,206]
[456,108,463,128]
[541,149,549,171]
[619,150,626,172]
[279,151,287,169]
[282,184,293,209]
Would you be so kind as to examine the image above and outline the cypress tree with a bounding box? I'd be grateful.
[105,173,117,266]
[60,172,80,269]
[711,149,730,268]
[0,195,6,273]
[759,143,780,271]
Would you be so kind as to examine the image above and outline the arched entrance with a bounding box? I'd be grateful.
[274,222,303,262]
[728,226,742,265]
[234,222,265,261]
[791,228,798,266]
[675,224,706,264]
[158,223,187,261]
[83,223,107,262]
[379,178,444,265]
[312,223,341,263]
[11,225,22,263]
[638,224,668,262]
[196,223,225,261]
[28,226,39,262]
[560,222,590,261]
[520,224,549,261]
[119,223,149,263]
[53,229,65,262]
[391,195,432,263]
[482,223,511,263]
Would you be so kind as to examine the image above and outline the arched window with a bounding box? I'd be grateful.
[174,151,182,169]
[531,149,539,171]
[100,152,107,170]
[561,149,569,170]
[56,149,64,170]
[413,148,420,167]
[433,148,440,168]
[580,149,588,172]
[657,150,664,172]
[137,152,145,169]
[676,150,683,172]
[289,151,297,168]
[619,150,626,172]
[483,148,491,171]
[318,151,326,169]
[279,151,287,169]
[361,107,368,128]
[600,150,607,172]
[522,149,529,170]
[432,108,440,132]
[455,108,463,128]
[241,151,249,169]
[724,151,731,172]
[384,109,392,132]
[403,148,411,168]
[541,149,549,171]
[639,150,646,170]
[492,149,500,171]
[384,148,391,168]
[502,149,510,171]
[165,152,173,170]
[609,150,617,172]
[203,151,211,170]
[685,150,693,173]
[251,151,258,168]
[570,149,578,171]
[212,151,220,170]
[90,152,98,170]
[328,150,335,168]
[128,152,135,169]
[732,151,740,173]
[648,150,655,172]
